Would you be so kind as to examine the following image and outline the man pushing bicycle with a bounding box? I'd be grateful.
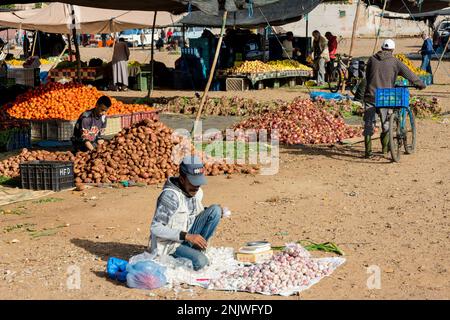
[363,39,426,159]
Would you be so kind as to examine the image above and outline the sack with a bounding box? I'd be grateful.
[126,260,167,290]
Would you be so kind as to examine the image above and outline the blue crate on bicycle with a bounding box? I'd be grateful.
[375,88,410,108]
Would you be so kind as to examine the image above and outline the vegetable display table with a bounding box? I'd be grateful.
[48,67,103,82]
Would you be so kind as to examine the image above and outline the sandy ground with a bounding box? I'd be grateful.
[0,37,449,300]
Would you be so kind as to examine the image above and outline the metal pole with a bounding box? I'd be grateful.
[67,33,73,62]
[435,36,450,75]
[372,0,388,54]
[193,10,228,135]
[349,0,362,58]
[31,31,37,56]
[147,11,158,98]
[305,14,309,56]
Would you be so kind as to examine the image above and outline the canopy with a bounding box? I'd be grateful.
[0,3,181,34]
[178,0,321,28]
[0,1,283,16]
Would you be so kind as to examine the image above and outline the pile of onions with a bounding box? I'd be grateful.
[232,98,361,145]
[209,243,335,295]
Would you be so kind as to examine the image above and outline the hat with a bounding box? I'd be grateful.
[381,39,395,50]
[180,155,207,186]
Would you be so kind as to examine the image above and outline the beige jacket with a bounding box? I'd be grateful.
[313,35,330,62]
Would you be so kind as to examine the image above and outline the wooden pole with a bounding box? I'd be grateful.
[192,10,228,135]
[147,11,158,98]
[348,0,362,58]
[67,33,73,62]
[372,0,387,54]
[31,31,37,56]
[70,5,81,82]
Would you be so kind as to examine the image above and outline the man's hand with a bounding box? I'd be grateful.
[84,141,95,151]
[185,234,208,250]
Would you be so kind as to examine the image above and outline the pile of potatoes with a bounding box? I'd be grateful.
[0,119,259,184]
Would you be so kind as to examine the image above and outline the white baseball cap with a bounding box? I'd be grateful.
[381,39,396,50]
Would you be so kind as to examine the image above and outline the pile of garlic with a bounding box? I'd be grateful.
[208,243,335,295]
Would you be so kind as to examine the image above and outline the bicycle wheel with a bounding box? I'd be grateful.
[328,68,342,93]
[349,79,361,96]
[403,108,416,154]
[389,111,402,162]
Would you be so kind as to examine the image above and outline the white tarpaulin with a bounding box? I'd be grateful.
[0,3,182,34]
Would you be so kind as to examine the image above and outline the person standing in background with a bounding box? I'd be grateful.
[282,31,300,59]
[419,32,433,77]
[325,31,338,79]
[112,38,130,92]
[312,30,330,86]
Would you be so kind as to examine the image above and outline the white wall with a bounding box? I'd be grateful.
[284,2,428,38]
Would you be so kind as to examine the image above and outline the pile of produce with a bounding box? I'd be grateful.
[0,149,73,178]
[208,243,336,295]
[314,97,364,118]
[4,82,154,120]
[6,58,51,66]
[228,60,311,74]
[128,61,142,67]
[410,96,442,118]
[0,119,258,183]
[232,98,360,145]
[266,60,312,71]
[395,54,429,76]
[157,96,284,117]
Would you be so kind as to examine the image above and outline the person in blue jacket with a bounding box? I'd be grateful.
[419,32,433,76]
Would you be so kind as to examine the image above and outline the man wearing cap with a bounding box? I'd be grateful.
[363,39,426,158]
[149,155,223,271]
[71,96,111,153]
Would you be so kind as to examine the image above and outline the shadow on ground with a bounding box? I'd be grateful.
[282,144,391,164]
[71,238,147,261]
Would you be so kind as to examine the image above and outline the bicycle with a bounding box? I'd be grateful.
[327,53,363,95]
[375,87,417,162]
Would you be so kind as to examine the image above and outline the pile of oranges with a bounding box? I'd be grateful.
[6,83,154,121]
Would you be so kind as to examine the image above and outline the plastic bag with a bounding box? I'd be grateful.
[106,257,128,282]
[126,260,167,290]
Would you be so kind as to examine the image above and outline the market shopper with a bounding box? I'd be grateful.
[419,32,433,76]
[112,38,130,91]
[148,155,224,271]
[71,96,111,153]
[282,32,300,59]
[325,32,338,77]
[363,39,426,159]
[312,30,330,86]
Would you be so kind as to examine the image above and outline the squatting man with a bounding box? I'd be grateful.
[148,155,227,271]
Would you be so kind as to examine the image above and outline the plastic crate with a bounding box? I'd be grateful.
[20,161,74,191]
[0,127,31,152]
[30,120,76,141]
[120,114,133,129]
[226,78,249,91]
[104,116,121,136]
[132,110,159,123]
[375,88,410,108]
[7,68,40,87]
[134,71,152,91]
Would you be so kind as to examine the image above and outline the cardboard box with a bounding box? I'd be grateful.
[235,250,273,264]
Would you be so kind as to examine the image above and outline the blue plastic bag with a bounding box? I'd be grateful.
[106,257,129,282]
[126,260,167,290]
[310,91,347,101]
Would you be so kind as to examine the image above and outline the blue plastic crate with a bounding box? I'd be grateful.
[375,88,410,108]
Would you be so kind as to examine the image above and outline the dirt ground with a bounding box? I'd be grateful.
[0,37,449,300]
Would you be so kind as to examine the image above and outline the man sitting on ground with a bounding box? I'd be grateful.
[148,155,223,271]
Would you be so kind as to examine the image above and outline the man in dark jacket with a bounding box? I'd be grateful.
[71,96,111,153]
[363,39,426,158]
